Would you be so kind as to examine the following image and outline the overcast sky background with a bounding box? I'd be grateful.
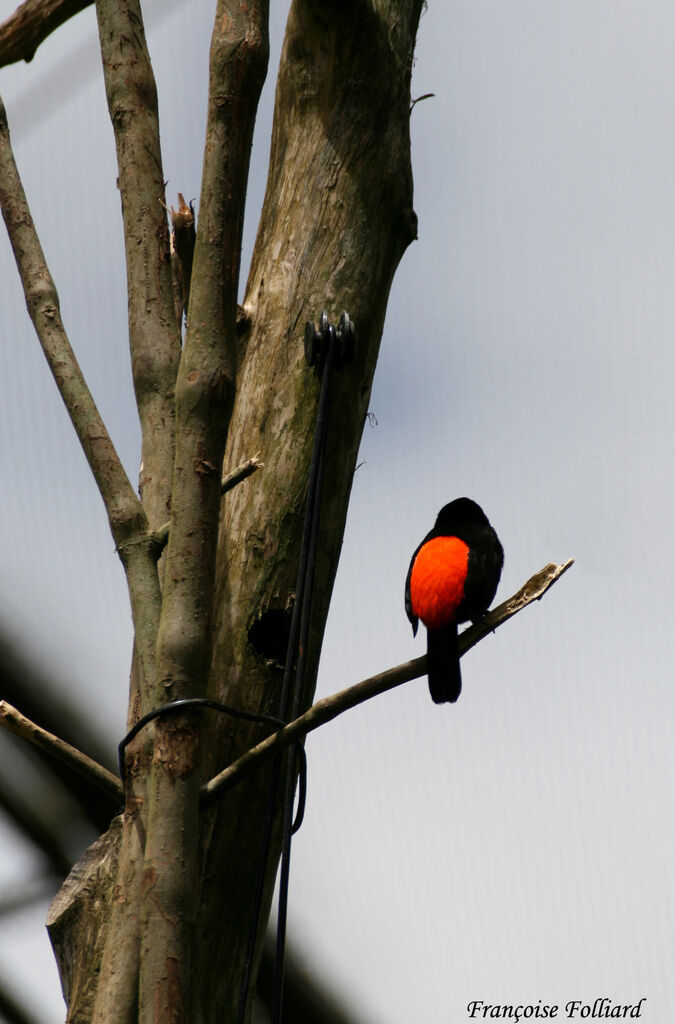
[1,1,674,1021]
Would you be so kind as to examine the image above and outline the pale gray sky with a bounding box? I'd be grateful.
[1,2,673,1022]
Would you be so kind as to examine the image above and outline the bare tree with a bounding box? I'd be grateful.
[0,1,422,1019]
[0,1,571,1021]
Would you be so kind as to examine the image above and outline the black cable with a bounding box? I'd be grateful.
[272,324,337,1023]
[119,698,307,827]
[118,697,285,782]
[291,744,307,836]
[237,320,338,1024]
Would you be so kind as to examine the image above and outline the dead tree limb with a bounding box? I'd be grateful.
[202,560,575,806]
[0,701,123,805]
[0,96,161,705]
[0,0,90,67]
[151,453,264,549]
[0,97,137,533]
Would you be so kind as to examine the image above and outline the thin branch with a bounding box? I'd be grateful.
[0,0,90,68]
[0,98,142,541]
[410,91,435,112]
[0,701,123,805]
[139,5,270,1021]
[152,0,270,700]
[0,622,120,830]
[0,94,160,706]
[87,11,179,1016]
[220,451,264,494]
[94,0,180,534]
[201,560,574,807]
[458,557,575,652]
[151,453,263,549]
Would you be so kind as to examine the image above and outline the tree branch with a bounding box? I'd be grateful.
[198,3,426,1012]
[138,4,271,1021]
[201,560,574,807]
[0,94,160,715]
[151,453,263,549]
[0,90,161,1023]
[89,7,182,1018]
[0,0,90,68]
[219,452,264,495]
[94,0,181,535]
[0,99,140,543]
[0,701,123,805]
[154,0,270,705]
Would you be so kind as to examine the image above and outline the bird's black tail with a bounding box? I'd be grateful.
[427,623,461,703]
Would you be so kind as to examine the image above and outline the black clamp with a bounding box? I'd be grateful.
[304,310,355,372]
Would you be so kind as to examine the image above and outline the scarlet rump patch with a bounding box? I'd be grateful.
[409,536,469,629]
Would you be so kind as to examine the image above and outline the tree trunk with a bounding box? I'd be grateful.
[197,3,420,1017]
[44,1,423,1020]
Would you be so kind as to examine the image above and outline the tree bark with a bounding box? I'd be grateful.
[43,1,423,1021]
[0,0,91,67]
[95,0,181,537]
[194,2,422,1019]
[139,4,269,1020]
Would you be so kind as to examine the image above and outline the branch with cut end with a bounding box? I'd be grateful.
[151,453,263,550]
[162,193,196,325]
[201,559,574,808]
[0,0,90,68]
[0,701,123,805]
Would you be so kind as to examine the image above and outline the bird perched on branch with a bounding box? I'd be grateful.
[405,498,503,703]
